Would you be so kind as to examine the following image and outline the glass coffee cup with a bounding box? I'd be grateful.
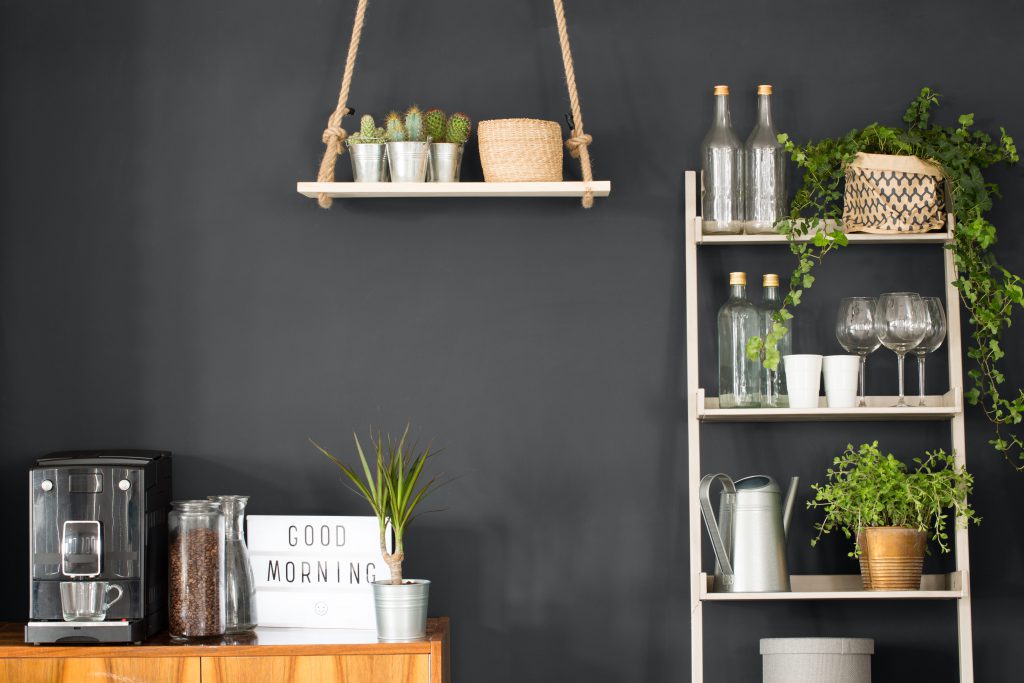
[60,581,124,621]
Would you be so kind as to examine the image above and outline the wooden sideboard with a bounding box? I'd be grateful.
[0,618,449,683]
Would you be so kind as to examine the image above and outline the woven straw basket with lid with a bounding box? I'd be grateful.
[477,119,564,182]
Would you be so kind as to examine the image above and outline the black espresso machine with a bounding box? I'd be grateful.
[25,450,172,644]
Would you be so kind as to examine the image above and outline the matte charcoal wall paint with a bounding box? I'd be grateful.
[2,0,1022,680]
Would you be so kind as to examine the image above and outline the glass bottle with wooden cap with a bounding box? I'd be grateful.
[744,84,787,234]
[701,85,744,235]
[760,273,790,406]
[718,271,762,408]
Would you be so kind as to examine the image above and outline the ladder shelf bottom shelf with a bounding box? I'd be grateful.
[700,572,964,601]
[297,181,611,199]
[697,389,961,422]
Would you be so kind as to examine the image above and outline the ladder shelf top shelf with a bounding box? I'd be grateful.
[697,389,961,423]
[297,181,612,199]
[700,572,964,601]
[694,216,953,245]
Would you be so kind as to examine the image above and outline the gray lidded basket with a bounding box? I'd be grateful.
[761,638,873,683]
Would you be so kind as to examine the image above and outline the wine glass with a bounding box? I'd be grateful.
[835,297,880,407]
[910,297,947,406]
[874,292,928,407]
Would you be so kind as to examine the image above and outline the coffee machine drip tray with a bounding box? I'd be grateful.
[25,620,146,645]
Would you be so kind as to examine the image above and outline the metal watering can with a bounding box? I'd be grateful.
[699,473,799,593]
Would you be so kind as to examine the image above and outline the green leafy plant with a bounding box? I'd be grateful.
[747,88,1021,463]
[311,425,442,583]
[808,442,978,557]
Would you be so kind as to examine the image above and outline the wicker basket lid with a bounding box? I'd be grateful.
[760,638,874,655]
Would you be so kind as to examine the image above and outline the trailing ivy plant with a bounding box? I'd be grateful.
[807,442,979,557]
[747,88,1022,464]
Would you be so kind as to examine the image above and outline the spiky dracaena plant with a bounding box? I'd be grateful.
[424,108,447,143]
[312,426,441,583]
[444,112,472,145]
[385,112,407,142]
[404,105,425,142]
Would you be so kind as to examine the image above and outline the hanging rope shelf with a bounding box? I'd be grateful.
[296,0,609,208]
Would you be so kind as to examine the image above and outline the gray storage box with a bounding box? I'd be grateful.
[761,638,873,683]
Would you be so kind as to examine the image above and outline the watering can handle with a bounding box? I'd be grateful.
[699,473,736,579]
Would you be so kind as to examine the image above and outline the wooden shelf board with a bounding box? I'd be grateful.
[700,573,964,601]
[697,389,960,422]
[694,216,953,245]
[297,181,611,199]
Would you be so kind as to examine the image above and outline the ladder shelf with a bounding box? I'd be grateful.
[683,170,973,682]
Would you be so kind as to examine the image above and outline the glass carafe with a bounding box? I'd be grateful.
[209,495,257,633]
[169,500,226,639]
[759,274,791,406]
[718,272,762,408]
[744,85,787,234]
[701,85,743,234]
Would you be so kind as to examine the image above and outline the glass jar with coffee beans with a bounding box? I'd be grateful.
[168,500,226,639]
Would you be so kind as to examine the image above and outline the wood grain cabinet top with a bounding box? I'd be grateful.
[0,618,450,683]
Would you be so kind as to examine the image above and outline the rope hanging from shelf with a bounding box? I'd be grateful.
[313,0,597,209]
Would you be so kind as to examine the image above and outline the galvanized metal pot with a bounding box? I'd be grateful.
[428,142,464,182]
[372,579,429,642]
[386,141,431,183]
[348,142,389,182]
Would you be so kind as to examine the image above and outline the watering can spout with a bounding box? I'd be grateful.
[782,476,799,537]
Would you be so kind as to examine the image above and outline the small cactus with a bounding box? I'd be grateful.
[350,114,385,144]
[444,112,472,145]
[404,105,425,142]
[360,114,377,139]
[385,112,407,142]
[424,108,447,143]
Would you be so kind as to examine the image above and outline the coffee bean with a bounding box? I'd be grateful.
[169,527,223,637]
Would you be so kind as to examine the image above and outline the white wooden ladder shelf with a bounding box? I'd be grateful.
[683,170,974,682]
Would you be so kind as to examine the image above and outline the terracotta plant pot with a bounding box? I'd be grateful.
[857,527,926,591]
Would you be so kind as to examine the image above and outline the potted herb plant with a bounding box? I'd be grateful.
[312,426,442,641]
[748,90,1022,462]
[346,114,388,182]
[385,106,432,182]
[808,441,978,591]
[423,109,472,182]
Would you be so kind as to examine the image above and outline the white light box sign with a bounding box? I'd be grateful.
[247,515,391,629]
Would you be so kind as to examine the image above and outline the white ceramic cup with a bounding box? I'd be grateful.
[783,354,823,409]
[823,355,862,408]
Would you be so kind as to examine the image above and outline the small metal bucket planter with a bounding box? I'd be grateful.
[372,579,429,642]
[428,143,464,182]
[348,142,389,182]
[386,141,431,183]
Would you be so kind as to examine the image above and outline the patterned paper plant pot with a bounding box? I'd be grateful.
[843,153,947,233]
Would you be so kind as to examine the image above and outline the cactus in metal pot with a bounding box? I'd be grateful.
[424,108,447,143]
[404,105,425,142]
[444,112,472,145]
[385,112,407,142]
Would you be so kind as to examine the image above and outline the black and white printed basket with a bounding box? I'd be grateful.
[843,153,948,233]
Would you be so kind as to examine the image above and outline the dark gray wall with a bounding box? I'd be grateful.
[2,0,1023,680]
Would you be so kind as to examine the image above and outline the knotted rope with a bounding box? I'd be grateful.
[315,0,369,209]
[553,0,595,208]
[313,0,597,209]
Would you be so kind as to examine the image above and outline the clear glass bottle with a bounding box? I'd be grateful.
[701,85,744,235]
[209,495,257,633]
[744,85,787,234]
[168,500,226,639]
[760,273,791,407]
[718,272,762,408]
